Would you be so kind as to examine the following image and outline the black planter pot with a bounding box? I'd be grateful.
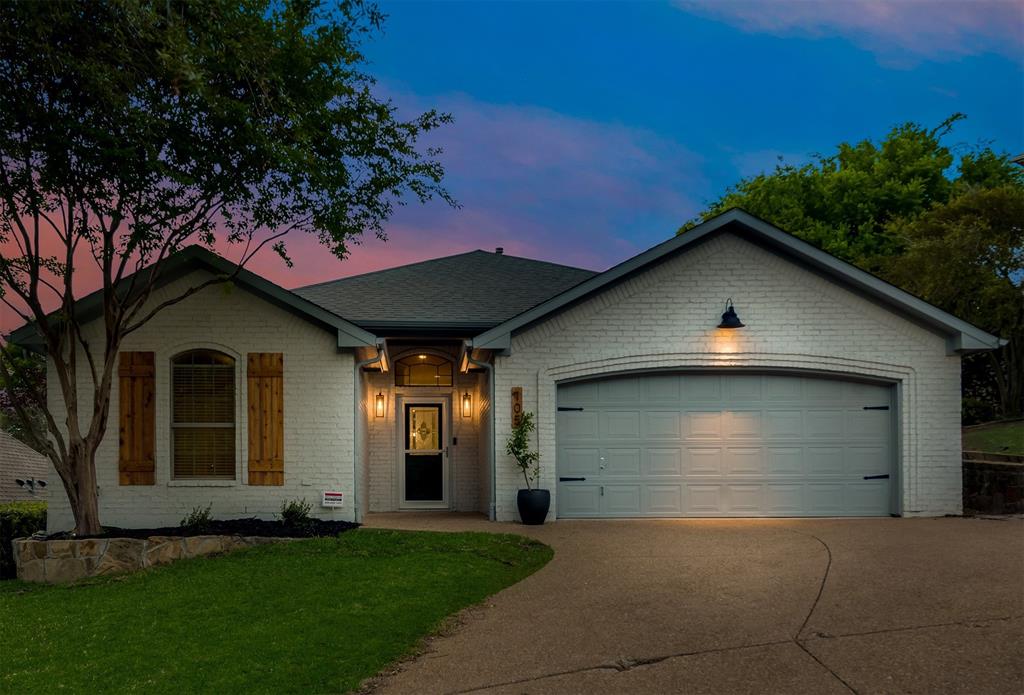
[517,489,551,525]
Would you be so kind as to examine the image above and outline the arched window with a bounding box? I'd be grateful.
[171,349,236,479]
[395,353,453,387]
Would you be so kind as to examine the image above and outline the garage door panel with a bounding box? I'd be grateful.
[847,409,890,439]
[560,380,600,404]
[604,411,641,438]
[725,375,763,401]
[681,375,721,401]
[804,378,839,401]
[646,375,681,401]
[557,485,602,517]
[647,485,683,514]
[727,484,764,513]
[644,411,682,438]
[686,411,722,439]
[726,410,761,439]
[846,481,890,513]
[599,377,640,402]
[687,447,723,476]
[765,484,803,513]
[559,410,598,439]
[557,373,894,518]
[646,448,683,477]
[805,410,844,439]
[765,377,803,401]
[767,447,803,475]
[724,447,763,476]
[560,448,601,476]
[602,485,642,515]
[806,447,845,475]
[807,483,845,513]
[604,448,641,476]
[846,446,889,476]
[687,484,724,514]
[766,410,803,439]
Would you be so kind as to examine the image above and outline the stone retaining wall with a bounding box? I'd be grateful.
[963,460,1024,515]
[14,535,289,584]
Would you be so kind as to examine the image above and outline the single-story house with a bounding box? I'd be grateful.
[9,209,1003,531]
[0,430,49,502]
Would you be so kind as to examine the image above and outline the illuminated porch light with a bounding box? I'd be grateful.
[374,391,386,418]
[461,391,473,419]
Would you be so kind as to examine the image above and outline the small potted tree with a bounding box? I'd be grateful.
[506,411,549,525]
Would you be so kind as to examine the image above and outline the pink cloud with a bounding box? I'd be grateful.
[676,0,1024,66]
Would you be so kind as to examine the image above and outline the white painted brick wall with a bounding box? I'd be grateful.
[491,233,963,521]
[45,270,356,531]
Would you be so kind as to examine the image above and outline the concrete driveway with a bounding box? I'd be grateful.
[363,514,1024,694]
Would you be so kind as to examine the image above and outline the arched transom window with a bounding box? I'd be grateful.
[172,349,236,479]
[395,353,453,387]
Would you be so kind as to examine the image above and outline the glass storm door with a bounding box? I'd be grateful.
[402,403,446,506]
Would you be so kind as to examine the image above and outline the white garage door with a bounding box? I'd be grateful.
[556,373,895,517]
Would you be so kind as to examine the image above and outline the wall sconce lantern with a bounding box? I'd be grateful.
[461,391,473,419]
[717,298,744,329]
[374,391,386,418]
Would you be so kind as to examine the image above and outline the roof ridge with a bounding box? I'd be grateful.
[295,249,596,291]
[295,250,488,290]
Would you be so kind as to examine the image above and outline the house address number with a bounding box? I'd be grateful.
[511,387,523,427]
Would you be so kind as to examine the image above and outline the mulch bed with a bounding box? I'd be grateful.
[44,518,359,541]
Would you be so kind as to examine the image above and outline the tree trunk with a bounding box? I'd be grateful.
[65,440,102,536]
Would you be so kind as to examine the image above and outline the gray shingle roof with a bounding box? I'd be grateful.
[294,250,597,331]
[0,431,49,502]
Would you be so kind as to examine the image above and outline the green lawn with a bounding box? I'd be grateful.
[0,529,552,694]
[964,420,1024,455]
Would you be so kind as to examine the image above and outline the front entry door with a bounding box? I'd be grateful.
[401,402,447,507]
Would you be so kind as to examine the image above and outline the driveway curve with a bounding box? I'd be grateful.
[363,514,1024,695]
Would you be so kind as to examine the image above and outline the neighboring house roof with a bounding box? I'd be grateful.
[0,430,49,502]
[470,208,1004,354]
[7,245,378,351]
[1013,153,1024,167]
[294,250,597,333]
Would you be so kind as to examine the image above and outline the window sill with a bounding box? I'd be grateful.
[167,480,237,488]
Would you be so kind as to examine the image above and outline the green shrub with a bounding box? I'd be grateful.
[180,504,213,533]
[1,501,46,579]
[279,498,313,531]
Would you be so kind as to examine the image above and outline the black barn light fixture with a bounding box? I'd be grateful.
[717,298,744,329]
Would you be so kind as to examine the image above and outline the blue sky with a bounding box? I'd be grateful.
[271,0,1021,282]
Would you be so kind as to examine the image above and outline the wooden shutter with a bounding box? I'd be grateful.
[118,351,156,485]
[247,353,284,486]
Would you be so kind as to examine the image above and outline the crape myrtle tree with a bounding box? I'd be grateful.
[681,115,1023,421]
[0,0,454,534]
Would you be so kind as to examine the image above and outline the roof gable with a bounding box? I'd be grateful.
[7,246,377,350]
[293,250,597,332]
[470,209,1003,354]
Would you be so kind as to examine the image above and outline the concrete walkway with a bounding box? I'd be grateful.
[363,513,1024,695]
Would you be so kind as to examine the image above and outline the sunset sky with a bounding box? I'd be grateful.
[2,0,1023,332]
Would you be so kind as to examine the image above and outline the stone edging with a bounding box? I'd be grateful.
[14,535,292,584]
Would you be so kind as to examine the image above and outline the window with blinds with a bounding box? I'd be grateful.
[172,349,236,479]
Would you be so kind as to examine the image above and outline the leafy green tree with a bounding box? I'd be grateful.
[886,186,1023,418]
[0,344,45,447]
[0,0,453,534]
[678,114,1017,270]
